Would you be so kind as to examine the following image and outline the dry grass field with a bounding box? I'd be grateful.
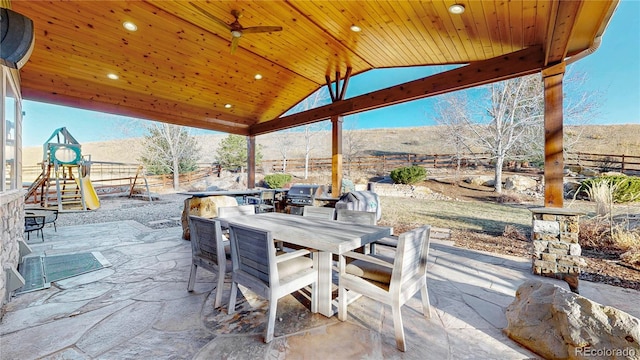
[22,124,640,167]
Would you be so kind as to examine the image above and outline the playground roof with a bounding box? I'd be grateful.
[12,1,618,136]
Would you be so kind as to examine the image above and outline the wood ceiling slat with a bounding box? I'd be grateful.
[508,0,525,50]
[392,1,438,64]
[430,1,472,61]
[458,1,489,60]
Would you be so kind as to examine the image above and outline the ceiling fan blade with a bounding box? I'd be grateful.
[241,26,283,34]
[230,37,240,54]
[190,2,232,31]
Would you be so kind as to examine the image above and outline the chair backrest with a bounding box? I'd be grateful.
[217,205,256,218]
[188,216,226,267]
[260,190,276,203]
[228,223,277,288]
[302,206,336,220]
[391,226,431,290]
[336,209,377,225]
[25,215,45,231]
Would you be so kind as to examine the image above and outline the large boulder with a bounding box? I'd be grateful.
[465,175,495,187]
[180,196,238,240]
[504,280,640,359]
[504,175,537,191]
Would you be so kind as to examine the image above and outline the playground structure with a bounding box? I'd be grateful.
[25,127,100,211]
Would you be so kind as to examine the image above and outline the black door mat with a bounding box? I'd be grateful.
[17,252,111,294]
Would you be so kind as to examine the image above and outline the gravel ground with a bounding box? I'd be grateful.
[55,193,191,230]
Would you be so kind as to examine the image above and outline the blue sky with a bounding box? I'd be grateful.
[22,0,639,147]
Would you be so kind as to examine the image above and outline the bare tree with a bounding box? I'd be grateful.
[343,117,366,176]
[273,129,293,173]
[288,88,331,179]
[434,71,599,192]
[139,122,200,190]
[434,93,478,172]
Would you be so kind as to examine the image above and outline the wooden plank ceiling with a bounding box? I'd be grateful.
[10,0,617,136]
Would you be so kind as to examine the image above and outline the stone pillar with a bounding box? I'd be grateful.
[530,207,585,293]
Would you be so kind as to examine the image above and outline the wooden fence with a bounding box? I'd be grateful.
[565,152,640,175]
[261,153,494,174]
[21,151,639,196]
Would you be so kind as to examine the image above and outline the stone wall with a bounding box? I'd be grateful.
[531,207,585,291]
[1,190,25,311]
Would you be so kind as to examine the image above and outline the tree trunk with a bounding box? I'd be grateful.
[494,156,504,193]
[173,157,180,190]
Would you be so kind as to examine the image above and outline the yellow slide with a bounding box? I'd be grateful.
[76,175,101,210]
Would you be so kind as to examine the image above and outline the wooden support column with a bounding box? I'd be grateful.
[247,135,256,189]
[542,63,565,208]
[331,115,343,198]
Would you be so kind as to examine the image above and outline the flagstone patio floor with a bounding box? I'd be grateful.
[1,220,639,359]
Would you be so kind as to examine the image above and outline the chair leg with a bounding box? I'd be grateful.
[392,305,406,352]
[264,297,278,343]
[420,281,431,318]
[213,270,225,308]
[187,264,197,292]
[54,222,57,232]
[228,281,238,314]
[338,284,348,321]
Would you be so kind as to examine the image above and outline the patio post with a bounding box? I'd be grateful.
[331,115,343,198]
[247,135,256,189]
[542,63,565,208]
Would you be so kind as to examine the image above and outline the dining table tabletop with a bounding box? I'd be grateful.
[221,212,393,317]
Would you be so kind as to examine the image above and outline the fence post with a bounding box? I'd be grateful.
[621,154,625,173]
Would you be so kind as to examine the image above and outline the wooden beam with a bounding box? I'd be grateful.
[247,135,256,189]
[21,89,253,136]
[325,74,336,102]
[331,115,343,198]
[542,62,566,208]
[339,67,353,101]
[250,46,545,135]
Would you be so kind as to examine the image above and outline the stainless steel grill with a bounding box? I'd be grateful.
[285,184,328,214]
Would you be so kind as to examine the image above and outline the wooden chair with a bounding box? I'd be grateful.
[302,205,335,220]
[24,215,46,241]
[227,223,318,343]
[336,209,377,254]
[338,225,432,352]
[247,190,276,213]
[187,216,231,308]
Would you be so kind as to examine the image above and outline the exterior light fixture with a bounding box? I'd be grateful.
[254,74,263,80]
[123,21,137,31]
[448,4,465,14]
[350,25,361,32]
[107,73,119,80]
[224,104,232,108]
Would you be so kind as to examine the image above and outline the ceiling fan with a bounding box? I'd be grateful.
[190,2,283,54]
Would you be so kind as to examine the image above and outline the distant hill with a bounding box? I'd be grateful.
[21,124,640,167]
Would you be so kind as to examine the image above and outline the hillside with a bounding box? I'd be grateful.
[21,124,640,167]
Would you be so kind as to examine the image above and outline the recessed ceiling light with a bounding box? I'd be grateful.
[448,4,465,14]
[254,74,263,80]
[107,73,119,80]
[224,104,232,108]
[123,21,137,31]
[350,25,361,32]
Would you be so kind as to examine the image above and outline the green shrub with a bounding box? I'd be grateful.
[577,175,640,203]
[263,173,292,189]
[390,166,427,185]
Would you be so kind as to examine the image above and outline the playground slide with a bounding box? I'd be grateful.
[77,175,101,210]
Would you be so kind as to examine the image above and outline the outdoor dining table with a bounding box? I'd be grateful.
[220,212,393,317]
